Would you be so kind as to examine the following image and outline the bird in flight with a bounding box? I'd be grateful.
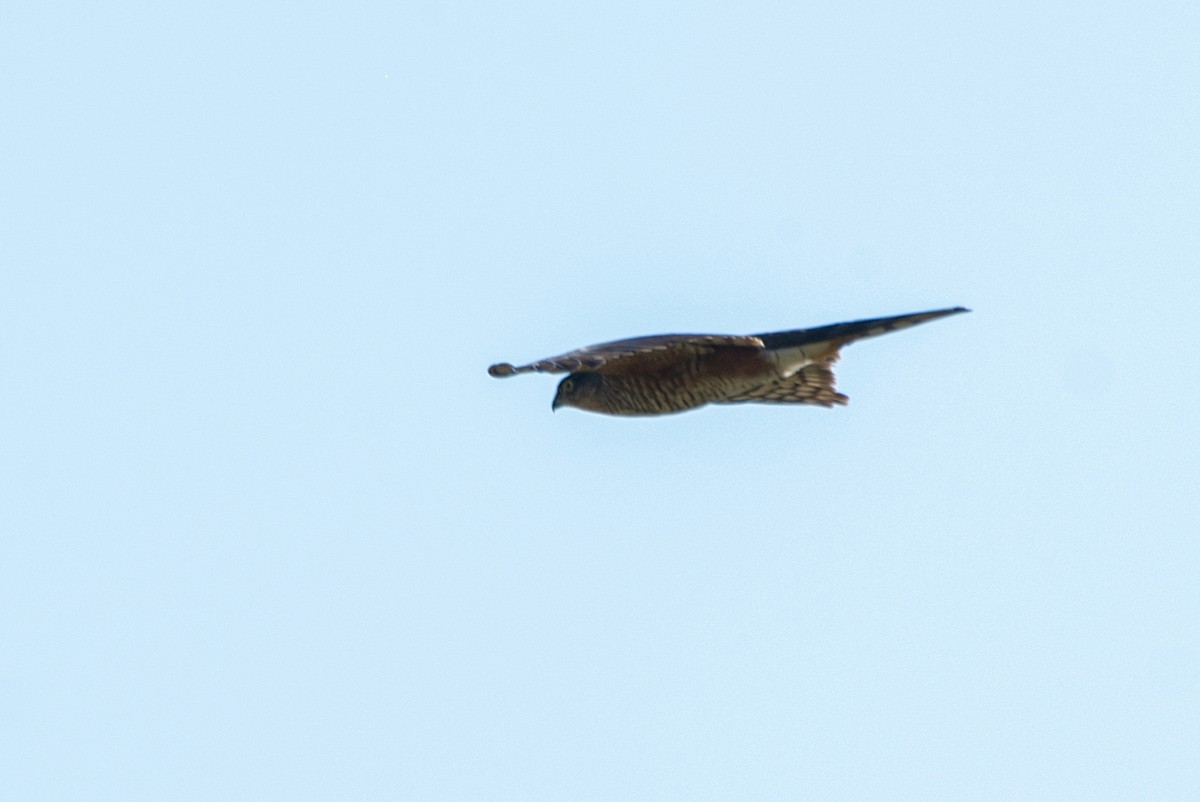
[489,307,968,416]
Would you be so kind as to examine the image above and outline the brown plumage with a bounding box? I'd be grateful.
[488,307,968,416]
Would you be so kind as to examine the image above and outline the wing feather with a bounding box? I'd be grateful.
[488,333,764,377]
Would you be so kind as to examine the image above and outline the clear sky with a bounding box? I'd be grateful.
[3,1,1198,799]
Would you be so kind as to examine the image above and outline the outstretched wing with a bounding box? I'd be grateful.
[488,333,765,378]
[719,361,848,407]
[751,307,969,380]
[755,307,968,354]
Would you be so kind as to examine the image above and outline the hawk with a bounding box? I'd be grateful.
[489,307,968,416]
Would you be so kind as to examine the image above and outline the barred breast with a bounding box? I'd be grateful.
[595,347,778,415]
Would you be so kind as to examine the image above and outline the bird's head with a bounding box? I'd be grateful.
[552,372,605,412]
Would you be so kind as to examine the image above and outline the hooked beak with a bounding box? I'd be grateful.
[551,396,560,412]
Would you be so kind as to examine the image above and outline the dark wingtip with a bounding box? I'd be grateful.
[488,362,516,378]
[924,306,971,320]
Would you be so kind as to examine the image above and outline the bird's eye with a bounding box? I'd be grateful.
[561,379,574,392]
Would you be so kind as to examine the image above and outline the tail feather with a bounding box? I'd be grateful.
[720,362,849,407]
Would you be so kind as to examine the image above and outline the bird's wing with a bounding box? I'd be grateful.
[488,334,765,377]
[755,307,968,353]
[753,307,969,378]
[718,360,848,407]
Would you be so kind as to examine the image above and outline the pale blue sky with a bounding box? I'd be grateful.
[3,1,1198,799]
